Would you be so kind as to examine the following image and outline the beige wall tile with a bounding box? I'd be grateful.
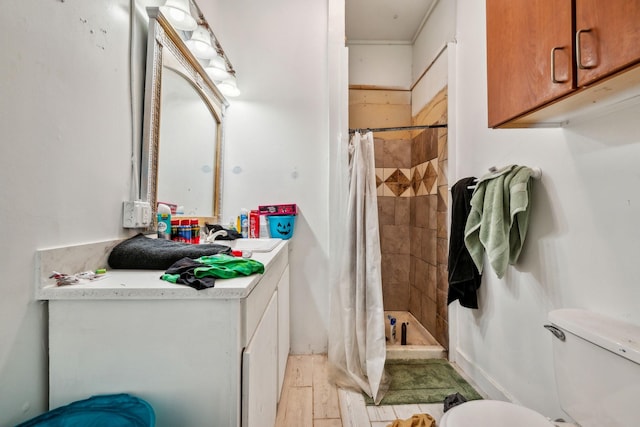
[381,253,410,285]
[383,281,410,311]
[381,225,410,254]
[409,285,422,318]
[437,211,448,239]
[437,263,448,293]
[384,139,412,168]
[410,226,422,259]
[421,228,437,265]
[394,197,410,225]
[378,197,395,226]
[436,237,448,266]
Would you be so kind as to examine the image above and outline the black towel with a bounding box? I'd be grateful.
[163,257,216,290]
[108,233,232,270]
[443,392,468,412]
[447,177,482,309]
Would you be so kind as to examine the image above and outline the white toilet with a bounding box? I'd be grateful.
[440,308,640,427]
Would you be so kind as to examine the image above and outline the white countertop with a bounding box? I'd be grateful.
[37,239,288,300]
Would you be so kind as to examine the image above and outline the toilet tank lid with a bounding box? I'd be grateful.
[549,308,640,365]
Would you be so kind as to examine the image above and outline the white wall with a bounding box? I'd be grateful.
[348,44,412,89]
[0,1,140,424]
[198,0,331,354]
[452,0,640,420]
[411,0,455,84]
[0,0,332,424]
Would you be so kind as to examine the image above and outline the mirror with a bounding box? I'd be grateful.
[141,7,227,228]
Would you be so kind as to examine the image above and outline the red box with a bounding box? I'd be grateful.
[258,203,297,216]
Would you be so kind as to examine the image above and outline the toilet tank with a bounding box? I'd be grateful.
[548,308,640,427]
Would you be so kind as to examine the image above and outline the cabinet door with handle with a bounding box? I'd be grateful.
[575,0,640,87]
[486,0,574,127]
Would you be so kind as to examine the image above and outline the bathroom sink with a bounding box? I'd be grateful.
[217,238,282,253]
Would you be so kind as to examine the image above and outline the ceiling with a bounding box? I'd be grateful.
[345,0,438,44]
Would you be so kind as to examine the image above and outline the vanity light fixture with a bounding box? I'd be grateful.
[205,56,231,82]
[185,25,218,60]
[218,74,241,97]
[160,0,197,31]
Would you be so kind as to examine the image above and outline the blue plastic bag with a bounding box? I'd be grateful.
[16,393,155,427]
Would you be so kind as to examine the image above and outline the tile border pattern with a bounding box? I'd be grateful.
[376,159,439,198]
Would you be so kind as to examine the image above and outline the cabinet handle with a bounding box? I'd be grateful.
[576,28,595,69]
[550,47,568,83]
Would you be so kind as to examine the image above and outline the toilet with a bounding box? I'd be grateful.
[440,308,640,427]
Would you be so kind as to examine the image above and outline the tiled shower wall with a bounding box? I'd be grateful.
[349,87,449,349]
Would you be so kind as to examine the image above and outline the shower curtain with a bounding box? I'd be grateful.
[328,131,389,404]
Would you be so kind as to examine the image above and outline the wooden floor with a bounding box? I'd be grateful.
[275,354,342,427]
[275,354,455,427]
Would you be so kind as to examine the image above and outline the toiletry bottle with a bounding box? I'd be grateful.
[240,208,249,238]
[249,210,260,238]
[170,219,179,241]
[389,316,397,344]
[260,215,268,238]
[180,219,191,243]
[156,204,172,240]
[190,218,200,244]
[401,322,407,345]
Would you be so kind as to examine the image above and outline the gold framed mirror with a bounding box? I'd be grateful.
[141,7,227,230]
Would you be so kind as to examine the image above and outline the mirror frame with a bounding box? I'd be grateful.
[141,7,228,230]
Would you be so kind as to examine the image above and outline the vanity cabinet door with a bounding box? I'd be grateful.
[277,266,290,400]
[575,0,640,87]
[242,292,278,427]
[486,0,574,127]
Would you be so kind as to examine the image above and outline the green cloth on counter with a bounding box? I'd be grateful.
[464,165,534,279]
[161,254,264,284]
[194,254,264,278]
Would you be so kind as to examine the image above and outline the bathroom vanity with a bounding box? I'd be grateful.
[37,238,290,427]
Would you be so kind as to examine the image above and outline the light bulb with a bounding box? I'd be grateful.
[185,26,217,60]
[205,56,231,82]
[218,76,241,97]
[160,0,197,31]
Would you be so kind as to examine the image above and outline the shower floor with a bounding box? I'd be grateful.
[384,310,445,360]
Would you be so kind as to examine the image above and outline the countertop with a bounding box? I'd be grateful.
[37,239,288,300]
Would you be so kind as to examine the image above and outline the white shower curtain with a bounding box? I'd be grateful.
[328,131,389,404]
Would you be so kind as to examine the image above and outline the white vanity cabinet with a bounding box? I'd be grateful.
[43,240,290,427]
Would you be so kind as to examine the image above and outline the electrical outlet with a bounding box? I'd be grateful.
[123,201,152,228]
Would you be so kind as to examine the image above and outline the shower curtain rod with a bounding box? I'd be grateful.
[348,124,448,134]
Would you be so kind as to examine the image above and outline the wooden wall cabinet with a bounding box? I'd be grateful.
[486,0,640,128]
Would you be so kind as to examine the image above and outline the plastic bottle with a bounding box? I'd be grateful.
[260,215,268,238]
[156,204,172,240]
[401,322,407,345]
[179,219,191,243]
[170,219,179,241]
[240,208,249,238]
[190,219,200,244]
[388,315,397,344]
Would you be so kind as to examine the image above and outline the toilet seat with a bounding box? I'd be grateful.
[439,400,554,427]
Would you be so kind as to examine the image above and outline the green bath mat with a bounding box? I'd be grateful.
[364,359,483,405]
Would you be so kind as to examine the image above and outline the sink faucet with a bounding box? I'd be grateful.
[205,229,228,243]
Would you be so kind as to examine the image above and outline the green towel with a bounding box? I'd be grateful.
[161,254,264,284]
[193,254,265,279]
[464,165,534,278]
